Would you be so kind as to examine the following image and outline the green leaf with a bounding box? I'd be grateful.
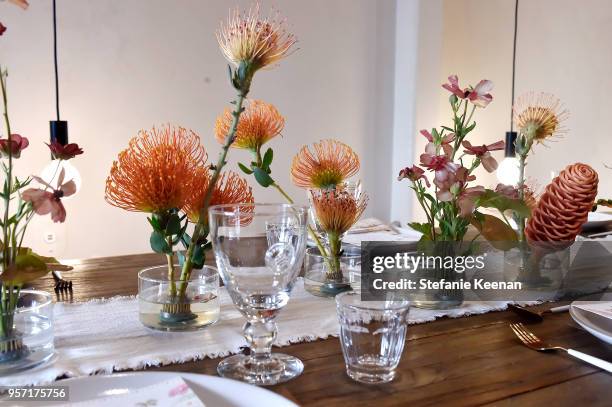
[238,162,254,175]
[1,251,48,285]
[150,231,171,254]
[253,167,274,188]
[147,216,162,232]
[262,148,274,169]
[407,222,432,239]
[191,244,205,269]
[165,213,181,235]
[476,189,531,218]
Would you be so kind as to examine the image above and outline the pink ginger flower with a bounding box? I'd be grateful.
[462,140,504,172]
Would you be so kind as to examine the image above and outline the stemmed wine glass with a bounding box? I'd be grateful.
[208,203,308,385]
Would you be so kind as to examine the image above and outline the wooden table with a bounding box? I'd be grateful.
[31,253,612,406]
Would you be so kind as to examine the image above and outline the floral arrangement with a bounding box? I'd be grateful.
[0,74,83,355]
[398,75,528,248]
[105,3,295,321]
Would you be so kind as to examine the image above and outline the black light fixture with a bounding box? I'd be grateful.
[497,0,520,185]
[42,0,82,192]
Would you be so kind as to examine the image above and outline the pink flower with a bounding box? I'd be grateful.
[495,183,519,199]
[467,79,494,108]
[21,169,76,223]
[398,165,430,187]
[421,129,454,156]
[47,141,84,160]
[457,186,485,217]
[0,23,6,36]
[0,134,29,158]
[420,153,460,184]
[462,140,504,172]
[442,75,466,99]
[435,167,475,201]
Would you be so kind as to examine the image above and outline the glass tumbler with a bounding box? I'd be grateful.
[209,203,308,386]
[335,291,410,384]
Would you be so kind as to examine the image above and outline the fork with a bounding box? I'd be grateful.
[52,270,73,293]
[510,323,612,373]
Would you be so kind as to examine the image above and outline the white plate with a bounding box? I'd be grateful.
[30,372,297,407]
[570,301,612,345]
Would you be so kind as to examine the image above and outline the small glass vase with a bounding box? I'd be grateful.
[0,290,55,374]
[304,246,361,297]
[411,242,465,310]
[138,265,220,332]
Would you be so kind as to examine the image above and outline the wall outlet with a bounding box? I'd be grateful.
[43,232,56,244]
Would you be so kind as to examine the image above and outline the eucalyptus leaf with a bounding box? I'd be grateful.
[238,162,254,175]
[165,213,182,235]
[150,231,171,254]
[262,148,274,169]
[253,167,274,187]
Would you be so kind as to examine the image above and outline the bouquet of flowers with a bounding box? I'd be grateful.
[398,75,529,248]
[105,3,296,327]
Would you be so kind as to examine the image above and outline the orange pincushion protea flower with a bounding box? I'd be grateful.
[182,168,254,223]
[217,3,297,70]
[105,125,206,213]
[291,139,360,189]
[215,100,284,151]
[310,189,368,235]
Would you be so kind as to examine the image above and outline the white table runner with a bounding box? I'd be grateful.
[0,278,522,387]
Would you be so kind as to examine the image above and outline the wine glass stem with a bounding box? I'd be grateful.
[244,320,277,360]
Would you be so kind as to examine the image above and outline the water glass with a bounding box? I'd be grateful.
[335,291,410,384]
[209,203,308,386]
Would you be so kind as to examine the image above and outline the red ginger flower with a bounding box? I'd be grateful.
[47,141,84,160]
[0,134,28,158]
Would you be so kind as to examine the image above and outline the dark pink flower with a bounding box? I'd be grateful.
[0,23,6,36]
[435,167,475,202]
[462,140,504,172]
[457,186,485,217]
[467,79,494,108]
[0,134,29,158]
[47,141,84,160]
[421,129,454,156]
[495,183,519,199]
[398,165,430,187]
[22,170,76,223]
[420,153,460,190]
[442,75,466,99]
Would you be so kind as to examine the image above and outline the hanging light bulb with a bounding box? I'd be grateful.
[497,0,520,186]
[497,132,520,185]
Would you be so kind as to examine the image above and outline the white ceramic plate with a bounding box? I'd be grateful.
[29,372,297,407]
[570,301,612,345]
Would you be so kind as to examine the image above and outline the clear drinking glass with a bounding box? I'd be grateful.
[209,203,308,385]
[335,291,410,384]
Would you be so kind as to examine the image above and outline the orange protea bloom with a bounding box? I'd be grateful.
[291,139,360,189]
[105,125,206,213]
[182,168,254,223]
[310,189,368,235]
[217,3,297,70]
[513,92,568,144]
[215,99,284,151]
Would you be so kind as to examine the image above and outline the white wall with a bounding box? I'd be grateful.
[410,0,612,221]
[0,0,398,259]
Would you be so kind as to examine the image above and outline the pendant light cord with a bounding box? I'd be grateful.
[510,0,518,132]
[52,0,60,121]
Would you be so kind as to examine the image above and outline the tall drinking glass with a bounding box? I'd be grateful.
[209,203,308,385]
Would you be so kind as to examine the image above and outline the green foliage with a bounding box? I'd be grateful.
[253,167,274,187]
[1,248,50,285]
[471,212,518,251]
[238,162,253,175]
[476,189,530,218]
[150,230,171,254]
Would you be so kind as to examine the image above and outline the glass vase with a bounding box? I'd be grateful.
[138,265,220,332]
[304,246,361,297]
[0,289,55,374]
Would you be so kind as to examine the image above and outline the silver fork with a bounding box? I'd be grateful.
[510,323,612,373]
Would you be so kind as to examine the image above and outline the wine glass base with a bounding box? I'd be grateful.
[217,353,304,386]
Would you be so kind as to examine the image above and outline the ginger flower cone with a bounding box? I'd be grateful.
[526,163,598,250]
[291,139,360,189]
[105,125,206,213]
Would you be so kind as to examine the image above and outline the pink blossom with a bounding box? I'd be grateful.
[47,141,84,160]
[457,186,486,217]
[462,140,504,172]
[21,169,76,223]
[442,75,466,99]
[421,129,454,156]
[495,183,519,199]
[0,134,29,158]
[398,165,430,187]
[420,153,460,188]
[0,23,6,36]
[435,167,475,202]
[467,79,494,108]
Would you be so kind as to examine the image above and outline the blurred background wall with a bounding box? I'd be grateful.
[0,0,610,258]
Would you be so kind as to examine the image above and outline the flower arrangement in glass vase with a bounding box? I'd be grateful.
[0,66,83,371]
[105,3,296,331]
[397,75,529,309]
[219,99,368,297]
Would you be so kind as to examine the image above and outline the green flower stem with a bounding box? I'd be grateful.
[1,67,14,268]
[326,231,343,281]
[176,91,247,298]
[166,237,176,298]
